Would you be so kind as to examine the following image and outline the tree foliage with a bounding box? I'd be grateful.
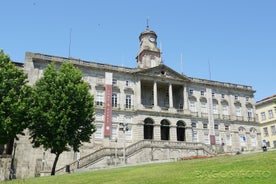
[28,62,96,175]
[0,50,30,150]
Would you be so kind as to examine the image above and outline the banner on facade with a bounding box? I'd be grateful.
[104,72,113,137]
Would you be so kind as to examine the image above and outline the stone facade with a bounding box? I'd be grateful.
[3,28,261,180]
[256,94,276,148]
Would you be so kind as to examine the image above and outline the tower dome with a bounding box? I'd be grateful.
[136,28,161,69]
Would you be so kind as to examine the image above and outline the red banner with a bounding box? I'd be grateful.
[104,84,112,137]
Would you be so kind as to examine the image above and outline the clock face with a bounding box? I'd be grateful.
[149,37,155,42]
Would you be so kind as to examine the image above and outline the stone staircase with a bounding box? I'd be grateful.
[55,140,217,174]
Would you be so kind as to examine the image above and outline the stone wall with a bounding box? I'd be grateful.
[0,156,12,181]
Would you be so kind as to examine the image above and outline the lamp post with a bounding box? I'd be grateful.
[115,138,118,167]
[119,122,129,165]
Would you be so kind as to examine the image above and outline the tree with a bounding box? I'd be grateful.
[28,62,96,175]
[0,50,30,154]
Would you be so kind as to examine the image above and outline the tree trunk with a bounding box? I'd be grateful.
[51,153,60,176]
[6,139,14,155]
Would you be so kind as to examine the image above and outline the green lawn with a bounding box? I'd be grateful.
[6,151,276,184]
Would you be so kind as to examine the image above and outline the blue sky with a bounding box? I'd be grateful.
[1,0,276,101]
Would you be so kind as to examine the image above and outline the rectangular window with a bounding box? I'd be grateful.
[212,92,215,97]
[261,112,266,121]
[215,134,220,144]
[222,104,229,115]
[125,95,132,109]
[235,95,238,100]
[192,131,198,142]
[221,94,225,98]
[271,125,276,135]
[204,133,209,144]
[240,135,246,146]
[268,110,274,119]
[263,127,269,137]
[201,91,204,96]
[112,115,118,122]
[247,108,253,120]
[213,104,218,114]
[189,89,193,95]
[125,80,131,87]
[96,91,104,106]
[112,78,117,85]
[203,123,208,129]
[112,93,118,107]
[95,114,103,121]
[246,96,249,101]
[95,125,103,139]
[189,101,196,112]
[201,102,207,114]
[226,135,232,146]
[214,124,219,130]
[225,125,230,131]
[192,122,197,128]
[236,106,242,117]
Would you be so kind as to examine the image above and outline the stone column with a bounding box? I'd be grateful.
[153,124,160,140]
[185,126,193,142]
[169,83,173,109]
[183,84,188,110]
[153,81,158,109]
[136,80,142,108]
[170,126,177,141]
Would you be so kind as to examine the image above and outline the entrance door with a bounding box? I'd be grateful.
[177,121,186,141]
[144,118,154,139]
[160,119,170,140]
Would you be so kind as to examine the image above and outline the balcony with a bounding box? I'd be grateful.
[201,112,208,118]
[213,114,220,119]
[144,105,154,109]
[124,105,134,111]
[96,78,104,85]
[235,116,244,121]
[247,117,256,122]
[222,115,230,120]
[95,101,104,108]
[112,104,120,110]
[191,112,198,117]
[160,106,169,111]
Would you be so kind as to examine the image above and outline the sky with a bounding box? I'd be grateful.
[1,0,276,101]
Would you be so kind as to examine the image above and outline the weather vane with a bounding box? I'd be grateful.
[146,17,149,29]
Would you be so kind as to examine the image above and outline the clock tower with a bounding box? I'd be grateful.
[136,28,161,69]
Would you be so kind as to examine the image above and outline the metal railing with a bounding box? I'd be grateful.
[55,140,216,174]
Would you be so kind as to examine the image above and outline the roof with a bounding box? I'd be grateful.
[256,94,276,104]
[26,52,255,93]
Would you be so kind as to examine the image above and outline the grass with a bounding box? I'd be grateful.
[5,151,276,184]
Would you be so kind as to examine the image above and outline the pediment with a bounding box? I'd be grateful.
[134,64,190,82]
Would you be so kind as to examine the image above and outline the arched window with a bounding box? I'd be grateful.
[160,119,170,140]
[144,118,154,139]
[188,96,197,112]
[176,121,186,141]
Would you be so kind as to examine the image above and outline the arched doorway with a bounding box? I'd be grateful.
[160,119,170,140]
[144,118,154,139]
[177,121,186,141]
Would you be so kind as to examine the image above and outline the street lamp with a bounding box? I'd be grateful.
[119,123,129,165]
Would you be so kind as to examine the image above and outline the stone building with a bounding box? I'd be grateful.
[4,28,261,179]
[256,94,276,148]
